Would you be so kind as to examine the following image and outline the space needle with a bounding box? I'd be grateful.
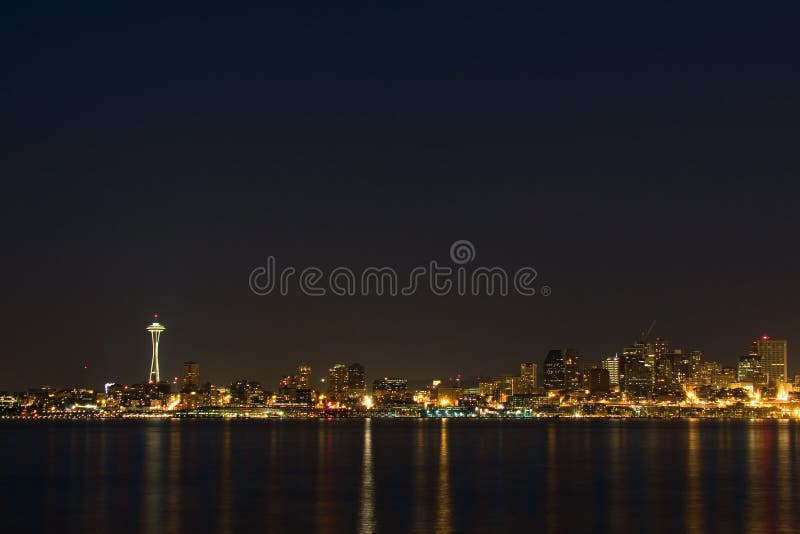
[146,313,166,384]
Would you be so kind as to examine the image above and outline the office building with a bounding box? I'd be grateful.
[601,355,620,387]
[564,348,581,392]
[296,364,312,388]
[328,364,349,401]
[182,361,200,391]
[520,362,538,393]
[347,362,366,401]
[737,354,763,384]
[373,378,409,405]
[543,350,566,391]
[588,368,610,395]
[621,342,652,399]
[756,336,788,385]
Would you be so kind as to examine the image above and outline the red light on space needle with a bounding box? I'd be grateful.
[154,313,159,319]
[762,335,770,340]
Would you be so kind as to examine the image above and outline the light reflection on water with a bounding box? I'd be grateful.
[3,419,800,533]
[359,418,374,534]
[436,419,451,534]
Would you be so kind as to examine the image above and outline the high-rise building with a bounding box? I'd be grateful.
[146,313,166,384]
[756,336,788,385]
[480,375,514,403]
[230,380,266,406]
[582,365,596,389]
[693,361,720,388]
[652,338,669,359]
[347,363,366,394]
[543,350,566,391]
[510,376,527,396]
[328,364,349,401]
[652,338,673,395]
[373,377,409,405]
[621,342,652,399]
[601,355,620,387]
[588,368,610,395]
[294,364,313,404]
[564,348,581,392]
[520,362,538,393]
[689,350,702,376]
[668,350,693,385]
[182,361,200,391]
[715,367,737,389]
[737,354,763,384]
[277,375,296,401]
[296,364,312,389]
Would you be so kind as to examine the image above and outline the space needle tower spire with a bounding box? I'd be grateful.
[146,313,166,384]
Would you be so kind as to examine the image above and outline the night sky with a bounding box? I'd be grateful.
[2,3,800,390]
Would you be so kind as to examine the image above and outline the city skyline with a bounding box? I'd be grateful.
[2,313,792,397]
[4,320,796,420]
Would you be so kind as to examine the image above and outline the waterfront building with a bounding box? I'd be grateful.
[230,380,266,406]
[373,377,409,405]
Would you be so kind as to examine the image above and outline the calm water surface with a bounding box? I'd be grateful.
[1,419,799,533]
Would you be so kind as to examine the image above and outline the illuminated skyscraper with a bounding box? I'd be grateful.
[520,362,538,393]
[694,361,720,388]
[621,342,651,399]
[543,350,566,391]
[328,364,349,401]
[347,363,366,392]
[146,314,166,384]
[183,361,200,391]
[652,338,673,395]
[601,355,620,387]
[756,336,788,385]
[690,350,702,376]
[737,354,763,384]
[296,364,312,388]
[346,362,366,403]
[373,377,409,405]
[668,350,694,385]
[564,348,581,392]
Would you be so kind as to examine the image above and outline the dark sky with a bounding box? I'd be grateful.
[2,3,800,390]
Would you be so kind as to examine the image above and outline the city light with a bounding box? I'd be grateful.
[0,320,795,421]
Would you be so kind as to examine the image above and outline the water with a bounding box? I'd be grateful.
[2,419,799,533]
